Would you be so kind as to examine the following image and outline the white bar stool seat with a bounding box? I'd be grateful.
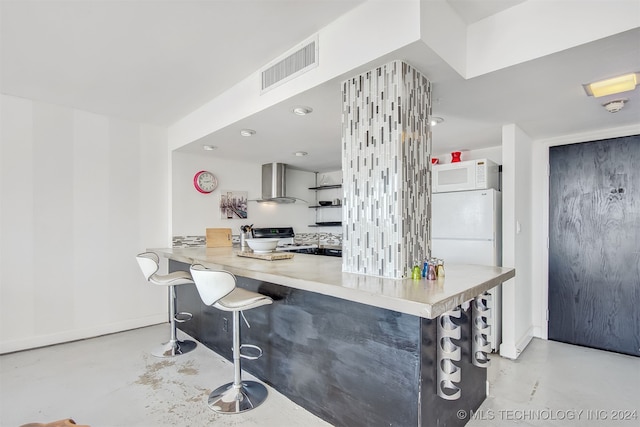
[190,264,273,414]
[136,252,197,357]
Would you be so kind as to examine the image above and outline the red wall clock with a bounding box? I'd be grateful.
[193,170,218,193]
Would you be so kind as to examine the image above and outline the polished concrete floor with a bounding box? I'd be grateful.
[1,324,638,427]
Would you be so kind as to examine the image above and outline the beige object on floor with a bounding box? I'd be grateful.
[20,419,90,427]
[206,228,233,247]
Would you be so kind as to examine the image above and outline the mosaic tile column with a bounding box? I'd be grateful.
[341,60,432,278]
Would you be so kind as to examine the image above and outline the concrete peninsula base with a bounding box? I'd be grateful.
[171,260,485,426]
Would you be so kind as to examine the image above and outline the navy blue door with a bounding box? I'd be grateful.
[549,135,640,356]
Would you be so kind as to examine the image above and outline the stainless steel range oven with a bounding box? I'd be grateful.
[318,247,342,257]
[251,227,341,257]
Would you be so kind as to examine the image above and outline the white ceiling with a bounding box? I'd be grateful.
[2,1,639,173]
[1,0,365,124]
[447,0,527,23]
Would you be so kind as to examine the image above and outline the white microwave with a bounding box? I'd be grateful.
[432,158,499,193]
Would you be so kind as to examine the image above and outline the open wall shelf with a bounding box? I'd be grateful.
[309,178,342,228]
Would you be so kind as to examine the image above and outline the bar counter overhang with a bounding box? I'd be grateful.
[153,247,515,427]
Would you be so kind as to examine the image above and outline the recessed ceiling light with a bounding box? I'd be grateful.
[583,73,639,98]
[292,106,313,116]
[240,129,256,137]
[294,151,308,156]
[202,145,217,151]
[430,117,444,127]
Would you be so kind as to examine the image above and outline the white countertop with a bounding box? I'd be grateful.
[152,247,515,319]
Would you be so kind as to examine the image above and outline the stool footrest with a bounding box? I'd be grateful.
[174,312,193,323]
[239,344,263,360]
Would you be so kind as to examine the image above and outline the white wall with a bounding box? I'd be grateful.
[466,0,640,78]
[500,124,534,359]
[0,94,169,354]
[433,145,502,165]
[171,151,326,236]
[421,0,640,79]
[419,0,467,77]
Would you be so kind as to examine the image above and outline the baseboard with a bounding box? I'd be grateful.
[516,327,534,352]
[0,314,166,354]
[499,326,534,360]
[532,325,547,339]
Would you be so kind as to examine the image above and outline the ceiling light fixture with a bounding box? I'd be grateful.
[292,106,313,116]
[583,73,638,98]
[294,151,308,157]
[202,145,217,151]
[240,129,256,137]
[430,116,444,126]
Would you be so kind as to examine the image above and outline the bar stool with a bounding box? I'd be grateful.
[190,264,273,414]
[136,252,197,358]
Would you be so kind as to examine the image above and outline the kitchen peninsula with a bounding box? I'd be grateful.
[154,247,515,427]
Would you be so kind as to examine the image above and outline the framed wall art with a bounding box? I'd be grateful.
[220,191,248,219]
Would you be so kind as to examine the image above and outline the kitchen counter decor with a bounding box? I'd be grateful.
[236,251,294,261]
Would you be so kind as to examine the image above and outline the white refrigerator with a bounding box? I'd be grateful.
[431,188,502,351]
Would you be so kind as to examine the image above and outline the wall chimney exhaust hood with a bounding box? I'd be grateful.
[258,162,306,204]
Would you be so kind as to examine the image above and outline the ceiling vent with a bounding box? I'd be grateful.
[260,35,318,93]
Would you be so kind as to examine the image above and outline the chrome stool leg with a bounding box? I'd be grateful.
[152,285,197,358]
[207,310,268,413]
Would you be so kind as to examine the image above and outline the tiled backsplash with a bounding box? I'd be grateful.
[296,232,342,247]
[172,235,206,247]
[173,233,342,248]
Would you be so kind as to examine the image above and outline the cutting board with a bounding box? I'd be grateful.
[206,228,233,247]
[236,251,294,261]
